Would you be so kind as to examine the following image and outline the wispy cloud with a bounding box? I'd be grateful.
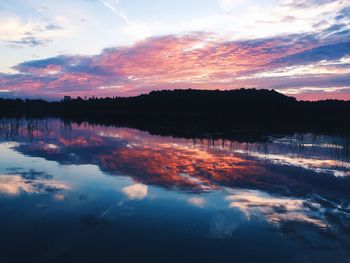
[7,36,52,48]
[0,15,66,48]
[0,23,349,100]
[100,0,133,25]
[0,0,348,100]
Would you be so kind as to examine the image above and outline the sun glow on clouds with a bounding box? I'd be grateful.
[0,0,349,100]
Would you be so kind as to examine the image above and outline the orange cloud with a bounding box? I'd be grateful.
[1,31,349,100]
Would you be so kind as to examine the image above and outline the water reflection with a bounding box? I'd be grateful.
[226,189,327,229]
[122,183,148,200]
[0,118,350,262]
[0,174,68,195]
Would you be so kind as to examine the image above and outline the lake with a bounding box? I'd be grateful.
[0,118,349,263]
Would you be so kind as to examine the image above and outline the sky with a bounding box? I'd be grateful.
[0,0,349,100]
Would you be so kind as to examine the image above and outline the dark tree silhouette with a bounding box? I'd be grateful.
[0,89,349,134]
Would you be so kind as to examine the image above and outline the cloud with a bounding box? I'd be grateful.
[0,11,68,49]
[284,0,336,8]
[97,0,151,40]
[45,24,64,31]
[7,36,51,48]
[335,7,350,20]
[0,0,348,100]
[274,42,350,66]
[0,22,349,99]
[81,0,348,46]
[99,0,133,25]
[218,0,246,11]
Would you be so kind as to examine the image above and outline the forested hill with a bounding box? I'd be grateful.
[0,89,349,133]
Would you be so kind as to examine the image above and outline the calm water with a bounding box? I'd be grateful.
[0,118,350,263]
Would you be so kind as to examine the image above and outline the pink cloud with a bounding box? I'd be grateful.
[0,32,349,100]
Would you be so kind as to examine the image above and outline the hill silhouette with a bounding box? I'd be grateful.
[0,88,350,135]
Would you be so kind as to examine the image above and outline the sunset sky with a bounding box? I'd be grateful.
[0,0,349,100]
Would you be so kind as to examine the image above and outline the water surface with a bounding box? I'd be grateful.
[0,118,349,263]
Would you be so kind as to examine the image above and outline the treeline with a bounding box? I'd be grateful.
[0,89,350,134]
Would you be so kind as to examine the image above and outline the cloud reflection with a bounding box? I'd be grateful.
[234,149,350,177]
[2,119,349,197]
[122,183,148,200]
[0,175,36,195]
[226,189,327,229]
[0,119,350,251]
[0,174,68,196]
[1,119,350,237]
[188,197,206,208]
